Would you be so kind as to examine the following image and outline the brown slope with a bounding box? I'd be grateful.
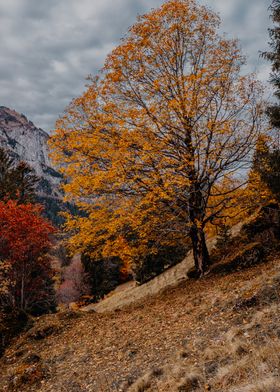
[1,252,279,392]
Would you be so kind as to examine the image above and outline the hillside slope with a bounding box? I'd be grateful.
[83,224,244,314]
[83,241,212,314]
[1,251,280,392]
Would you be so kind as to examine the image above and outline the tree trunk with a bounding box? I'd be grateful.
[188,178,210,276]
[190,225,210,276]
[20,264,25,310]
[183,117,210,275]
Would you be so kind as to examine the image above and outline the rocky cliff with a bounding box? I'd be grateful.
[0,106,62,197]
[0,106,67,223]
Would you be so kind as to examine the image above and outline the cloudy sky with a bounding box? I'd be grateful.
[0,0,272,132]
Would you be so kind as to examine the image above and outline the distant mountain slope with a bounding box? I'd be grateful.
[0,106,62,196]
[0,106,67,224]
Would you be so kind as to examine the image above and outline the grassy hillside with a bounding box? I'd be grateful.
[1,249,280,391]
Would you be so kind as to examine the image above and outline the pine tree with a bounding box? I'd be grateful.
[259,149,280,202]
[215,224,232,250]
[11,161,39,204]
[0,148,39,203]
[0,148,15,200]
[262,0,280,128]
[258,1,280,201]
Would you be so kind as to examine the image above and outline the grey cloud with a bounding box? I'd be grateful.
[0,0,273,132]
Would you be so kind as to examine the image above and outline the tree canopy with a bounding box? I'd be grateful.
[0,200,55,314]
[50,0,267,275]
[262,0,280,129]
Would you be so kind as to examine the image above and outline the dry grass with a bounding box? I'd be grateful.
[127,305,280,391]
[126,262,280,392]
[1,253,280,391]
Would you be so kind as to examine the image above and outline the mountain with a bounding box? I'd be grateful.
[0,106,62,194]
[0,106,66,224]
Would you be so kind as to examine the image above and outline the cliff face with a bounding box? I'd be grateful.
[0,106,67,224]
[0,106,62,198]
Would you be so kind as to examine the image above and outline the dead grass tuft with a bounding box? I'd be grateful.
[127,373,152,392]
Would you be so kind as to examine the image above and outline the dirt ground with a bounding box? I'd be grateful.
[1,250,280,392]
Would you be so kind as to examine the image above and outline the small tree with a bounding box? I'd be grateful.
[262,149,280,201]
[0,148,15,200]
[215,223,232,250]
[250,138,280,202]
[12,161,39,204]
[262,0,280,129]
[0,148,39,204]
[247,136,274,207]
[258,0,280,202]
[81,254,127,300]
[57,256,89,305]
[0,200,56,314]
[50,0,267,275]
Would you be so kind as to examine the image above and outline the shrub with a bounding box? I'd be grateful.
[81,255,129,301]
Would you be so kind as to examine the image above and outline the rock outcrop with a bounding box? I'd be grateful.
[0,106,67,224]
[0,106,62,198]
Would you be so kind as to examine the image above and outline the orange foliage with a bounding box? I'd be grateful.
[49,0,268,274]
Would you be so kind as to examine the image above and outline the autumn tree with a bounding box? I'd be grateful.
[0,200,56,314]
[57,255,90,305]
[50,0,267,275]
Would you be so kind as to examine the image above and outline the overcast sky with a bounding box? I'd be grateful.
[0,0,272,132]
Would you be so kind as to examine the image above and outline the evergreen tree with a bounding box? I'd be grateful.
[248,136,280,203]
[215,224,232,250]
[0,148,39,203]
[0,148,14,200]
[260,149,280,202]
[262,0,280,128]
[258,1,280,201]
[11,161,39,204]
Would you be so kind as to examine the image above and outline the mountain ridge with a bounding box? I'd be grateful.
[0,106,62,196]
[0,106,68,224]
